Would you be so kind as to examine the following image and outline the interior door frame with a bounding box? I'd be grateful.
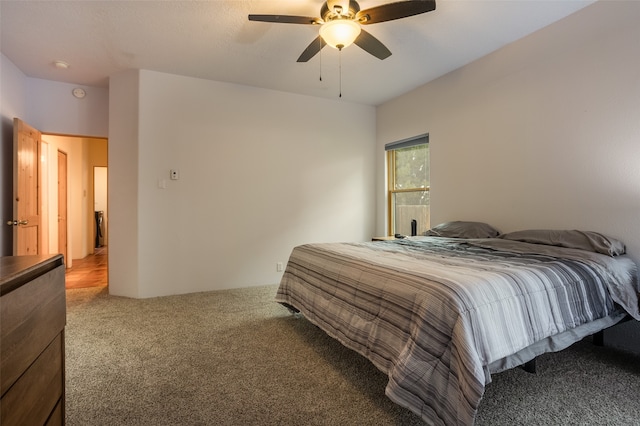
[57,150,68,266]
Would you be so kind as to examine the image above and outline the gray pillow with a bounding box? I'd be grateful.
[424,221,501,239]
[499,229,626,256]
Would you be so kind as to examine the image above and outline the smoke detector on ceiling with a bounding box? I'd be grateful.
[72,88,86,99]
[54,60,69,69]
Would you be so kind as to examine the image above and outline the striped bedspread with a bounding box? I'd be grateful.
[275,237,639,425]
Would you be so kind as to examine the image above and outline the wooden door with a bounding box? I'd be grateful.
[57,151,68,264]
[11,118,41,255]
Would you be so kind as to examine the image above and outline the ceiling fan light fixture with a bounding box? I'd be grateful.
[319,19,361,50]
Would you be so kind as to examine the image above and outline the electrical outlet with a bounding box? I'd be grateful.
[276,262,284,272]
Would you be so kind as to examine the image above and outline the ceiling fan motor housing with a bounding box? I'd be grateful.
[321,1,361,22]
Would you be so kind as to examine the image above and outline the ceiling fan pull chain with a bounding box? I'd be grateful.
[319,37,323,82]
[339,49,342,98]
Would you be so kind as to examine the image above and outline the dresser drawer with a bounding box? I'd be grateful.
[0,264,66,396]
[0,333,64,425]
[45,399,64,426]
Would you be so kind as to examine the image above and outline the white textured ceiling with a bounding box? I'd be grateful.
[0,0,595,106]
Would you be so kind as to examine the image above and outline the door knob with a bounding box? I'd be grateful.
[6,220,28,226]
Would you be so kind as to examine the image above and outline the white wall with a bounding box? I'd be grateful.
[376,1,640,352]
[109,69,376,298]
[26,78,109,137]
[107,69,140,297]
[43,135,84,261]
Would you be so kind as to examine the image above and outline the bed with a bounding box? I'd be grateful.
[275,223,640,426]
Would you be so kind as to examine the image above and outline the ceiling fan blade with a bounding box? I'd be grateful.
[356,0,436,25]
[248,14,321,25]
[297,36,327,62]
[354,29,392,60]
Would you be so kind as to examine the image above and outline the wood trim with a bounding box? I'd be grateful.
[387,150,394,236]
[389,187,431,194]
[42,131,107,140]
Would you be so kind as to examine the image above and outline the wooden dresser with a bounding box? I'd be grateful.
[1,254,66,426]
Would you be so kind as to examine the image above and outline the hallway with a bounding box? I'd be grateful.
[65,247,108,289]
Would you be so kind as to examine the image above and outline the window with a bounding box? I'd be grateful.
[386,134,429,236]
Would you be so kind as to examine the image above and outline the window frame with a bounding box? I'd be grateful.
[385,134,430,236]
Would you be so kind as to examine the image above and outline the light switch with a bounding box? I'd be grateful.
[170,169,179,180]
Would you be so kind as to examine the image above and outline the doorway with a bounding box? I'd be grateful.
[41,134,108,288]
[94,166,107,249]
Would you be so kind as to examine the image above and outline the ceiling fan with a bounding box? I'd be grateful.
[248,0,436,62]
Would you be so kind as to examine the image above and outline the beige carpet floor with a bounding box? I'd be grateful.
[65,284,640,425]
